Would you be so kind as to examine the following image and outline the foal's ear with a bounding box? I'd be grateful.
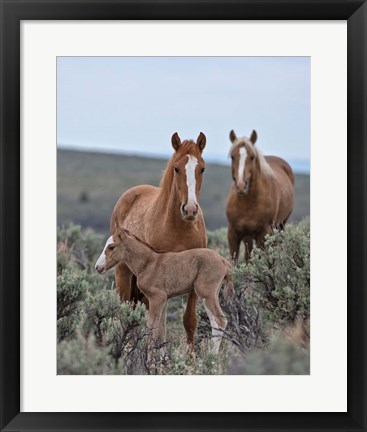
[196,132,206,153]
[171,132,182,152]
[250,130,257,145]
[116,229,126,242]
[229,130,237,143]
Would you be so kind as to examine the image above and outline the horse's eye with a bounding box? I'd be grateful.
[201,168,205,174]
[174,167,179,174]
[231,155,234,161]
[108,245,115,251]
[250,156,255,161]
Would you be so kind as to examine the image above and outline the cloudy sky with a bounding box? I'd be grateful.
[57,57,310,171]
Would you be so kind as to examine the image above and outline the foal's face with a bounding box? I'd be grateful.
[171,132,206,221]
[95,234,122,274]
[229,130,258,195]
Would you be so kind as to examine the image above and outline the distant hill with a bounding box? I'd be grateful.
[57,149,310,233]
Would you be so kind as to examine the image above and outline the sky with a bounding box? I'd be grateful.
[57,57,310,172]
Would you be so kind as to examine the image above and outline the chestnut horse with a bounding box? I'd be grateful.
[110,132,207,345]
[226,129,294,262]
[95,228,233,353]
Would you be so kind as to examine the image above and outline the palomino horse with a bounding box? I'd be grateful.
[226,129,294,262]
[95,228,233,353]
[110,132,207,346]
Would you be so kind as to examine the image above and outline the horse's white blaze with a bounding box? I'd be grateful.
[95,235,113,268]
[185,155,198,205]
[238,147,247,182]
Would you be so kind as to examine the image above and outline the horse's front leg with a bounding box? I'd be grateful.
[228,223,241,263]
[183,291,197,350]
[254,225,272,250]
[243,235,254,262]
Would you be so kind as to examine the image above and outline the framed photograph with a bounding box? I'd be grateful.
[1,0,366,431]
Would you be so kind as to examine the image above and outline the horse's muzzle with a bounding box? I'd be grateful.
[237,189,249,196]
[181,203,198,220]
[236,179,249,195]
[95,264,106,274]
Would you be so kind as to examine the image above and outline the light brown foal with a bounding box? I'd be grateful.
[95,229,233,353]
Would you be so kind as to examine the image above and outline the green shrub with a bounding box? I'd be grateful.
[207,227,230,258]
[82,289,121,344]
[228,335,310,375]
[57,268,88,340]
[58,332,119,375]
[57,241,75,274]
[56,220,311,375]
[83,270,115,294]
[233,221,310,326]
[57,223,104,272]
[106,302,148,363]
[197,289,266,355]
[79,190,90,203]
[164,337,228,375]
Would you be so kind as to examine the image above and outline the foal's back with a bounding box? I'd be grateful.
[151,248,229,298]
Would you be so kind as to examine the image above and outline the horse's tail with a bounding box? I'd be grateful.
[222,267,235,299]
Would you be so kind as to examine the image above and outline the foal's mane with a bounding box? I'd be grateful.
[159,140,203,199]
[230,137,274,178]
[123,228,167,254]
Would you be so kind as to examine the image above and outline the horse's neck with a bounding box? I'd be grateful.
[253,171,267,191]
[149,168,205,245]
[246,170,273,200]
[156,183,183,227]
[121,236,155,275]
[167,185,183,223]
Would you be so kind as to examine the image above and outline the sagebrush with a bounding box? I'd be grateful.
[57,221,310,375]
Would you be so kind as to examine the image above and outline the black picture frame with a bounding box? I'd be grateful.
[1,1,366,431]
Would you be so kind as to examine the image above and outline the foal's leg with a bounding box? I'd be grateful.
[157,301,168,359]
[144,290,167,368]
[146,290,167,343]
[115,262,134,301]
[158,301,168,342]
[183,291,197,348]
[228,224,241,262]
[195,280,227,354]
[202,292,228,354]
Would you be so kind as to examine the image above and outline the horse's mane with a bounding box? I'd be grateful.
[229,137,274,178]
[123,228,167,254]
[159,140,203,198]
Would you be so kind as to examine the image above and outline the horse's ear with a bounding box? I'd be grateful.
[171,132,181,152]
[229,130,237,143]
[118,228,128,242]
[196,132,206,153]
[114,221,119,234]
[250,130,257,145]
